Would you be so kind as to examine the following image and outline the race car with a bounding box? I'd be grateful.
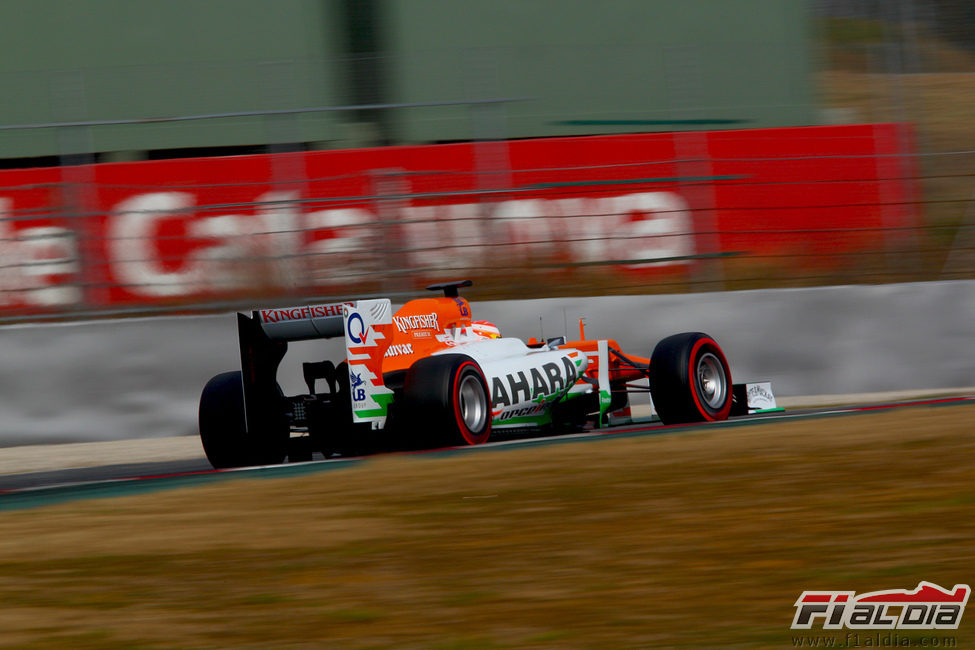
[199,280,775,468]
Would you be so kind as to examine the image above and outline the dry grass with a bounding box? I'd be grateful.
[0,405,973,648]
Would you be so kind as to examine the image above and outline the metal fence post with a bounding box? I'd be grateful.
[262,60,309,298]
[370,168,409,295]
[50,70,99,313]
[664,44,724,291]
[466,48,513,281]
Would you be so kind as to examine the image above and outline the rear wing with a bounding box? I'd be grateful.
[254,303,350,340]
[236,302,351,437]
[236,300,395,435]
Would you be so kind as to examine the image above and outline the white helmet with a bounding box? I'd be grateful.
[471,320,501,339]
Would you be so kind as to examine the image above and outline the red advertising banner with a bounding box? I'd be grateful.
[0,123,917,316]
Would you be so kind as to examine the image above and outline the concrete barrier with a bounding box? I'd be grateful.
[2,280,972,446]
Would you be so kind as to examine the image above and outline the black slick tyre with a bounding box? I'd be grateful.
[199,371,287,468]
[648,332,733,425]
[402,355,492,447]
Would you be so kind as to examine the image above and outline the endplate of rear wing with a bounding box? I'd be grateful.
[342,300,395,429]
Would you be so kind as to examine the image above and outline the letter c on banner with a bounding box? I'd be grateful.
[109,192,199,297]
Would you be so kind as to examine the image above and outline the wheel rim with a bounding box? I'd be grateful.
[458,374,487,432]
[696,352,727,410]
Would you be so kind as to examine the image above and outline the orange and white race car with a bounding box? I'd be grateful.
[199,280,775,468]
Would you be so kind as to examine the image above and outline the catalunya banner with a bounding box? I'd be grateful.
[0,123,917,316]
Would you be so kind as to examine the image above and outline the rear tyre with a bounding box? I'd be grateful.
[648,332,732,425]
[199,371,287,468]
[402,355,492,447]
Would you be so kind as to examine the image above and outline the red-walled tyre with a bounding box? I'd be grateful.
[403,355,492,447]
[649,332,733,425]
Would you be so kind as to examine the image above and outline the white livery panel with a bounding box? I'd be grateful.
[434,339,590,424]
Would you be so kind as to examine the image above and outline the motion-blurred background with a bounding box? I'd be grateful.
[1,0,973,322]
[3,7,974,648]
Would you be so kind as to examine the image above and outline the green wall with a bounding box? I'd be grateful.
[0,0,342,159]
[0,0,816,161]
[383,0,816,141]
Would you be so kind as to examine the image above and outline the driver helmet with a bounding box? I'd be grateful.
[471,320,501,339]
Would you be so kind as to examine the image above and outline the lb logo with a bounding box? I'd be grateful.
[347,312,369,344]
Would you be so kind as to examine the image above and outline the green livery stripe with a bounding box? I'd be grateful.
[493,413,553,427]
[558,390,587,404]
[355,392,394,418]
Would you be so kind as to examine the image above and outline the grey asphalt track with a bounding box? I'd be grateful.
[1,395,971,503]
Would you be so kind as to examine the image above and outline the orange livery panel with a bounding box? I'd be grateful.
[381,296,473,373]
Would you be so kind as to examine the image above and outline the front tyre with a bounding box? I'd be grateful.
[403,355,492,447]
[649,332,732,425]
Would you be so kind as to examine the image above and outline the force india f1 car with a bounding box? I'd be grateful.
[199,280,776,468]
